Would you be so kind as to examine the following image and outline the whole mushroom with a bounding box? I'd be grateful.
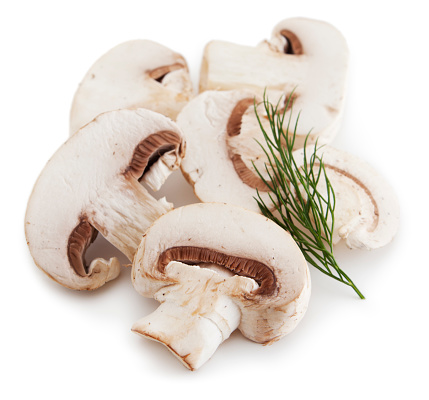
[131,202,311,370]
[70,40,193,134]
[25,108,185,290]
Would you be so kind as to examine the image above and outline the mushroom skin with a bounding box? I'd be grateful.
[132,203,310,370]
[178,90,274,213]
[199,17,349,147]
[25,108,185,290]
[70,40,193,135]
[293,146,400,250]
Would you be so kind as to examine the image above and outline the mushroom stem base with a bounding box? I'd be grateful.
[132,298,240,370]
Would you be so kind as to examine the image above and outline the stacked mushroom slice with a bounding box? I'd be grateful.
[25,108,185,290]
[199,17,349,147]
[178,90,273,213]
[293,146,400,250]
[70,40,193,134]
[132,202,311,370]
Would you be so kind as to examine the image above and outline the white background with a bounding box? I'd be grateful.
[1,1,428,399]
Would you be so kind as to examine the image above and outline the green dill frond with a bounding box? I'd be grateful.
[252,93,364,299]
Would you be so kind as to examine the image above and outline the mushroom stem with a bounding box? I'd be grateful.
[88,178,173,260]
[201,40,306,94]
[132,262,253,370]
[132,299,239,371]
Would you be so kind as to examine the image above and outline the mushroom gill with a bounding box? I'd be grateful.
[147,63,186,83]
[67,217,98,277]
[158,246,277,296]
[323,163,380,232]
[126,130,184,180]
[226,98,270,191]
[280,29,304,55]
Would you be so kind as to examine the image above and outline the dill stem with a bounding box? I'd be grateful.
[253,93,364,299]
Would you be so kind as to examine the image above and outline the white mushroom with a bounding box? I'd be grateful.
[25,108,185,290]
[131,202,310,370]
[199,17,349,147]
[70,40,193,134]
[178,89,275,213]
[294,145,400,250]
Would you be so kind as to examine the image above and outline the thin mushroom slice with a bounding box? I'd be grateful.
[178,89,276,213]
[69,40,193,135]
[131,203,310,370]
[199,17,349,147]
[25,108,185,290]
[293,145,400,250]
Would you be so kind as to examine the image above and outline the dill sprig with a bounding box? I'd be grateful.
[253,94,364,299]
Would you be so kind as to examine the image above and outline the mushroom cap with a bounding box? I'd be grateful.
[70,40,193,134]
[294,145,400,250]
[199,17,349,147]
[25,108,185,290]
[178,89,273,213]
[132,202,311,344]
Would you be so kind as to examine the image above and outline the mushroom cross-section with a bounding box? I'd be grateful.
[199,17,349,147]
[69,40,193,135]
[293,145,400,250]
[131,202,311,370]
[25,108,185,290]
[178,89,277,213]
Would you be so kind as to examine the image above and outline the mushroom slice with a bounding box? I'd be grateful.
[199,17,349,147]
[131,203,310,370]
[25,108,185,290]
[178,89,277,213]
[293,146,400,250]
[69,40,193,134]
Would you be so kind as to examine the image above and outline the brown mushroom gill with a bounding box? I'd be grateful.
[280,29,304,55]
[227,98,269,192]
[126,130,183,180]
[158,246,277,296]
[67,131,183,277]
[68,218,98,276]
[276,93,298,115]
[147,63,185,83]
[226,95,300,192]
[261,93,299,128]
[324,163,380,231]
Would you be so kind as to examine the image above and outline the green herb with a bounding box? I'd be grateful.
[252,93,364,299]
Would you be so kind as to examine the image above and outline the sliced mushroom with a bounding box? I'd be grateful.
[293,145,400,250]
[25,108,185,290]
[131,203,310,370]
[178,89,277,213]
[70,40,193,134]
[199,17,349,147]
